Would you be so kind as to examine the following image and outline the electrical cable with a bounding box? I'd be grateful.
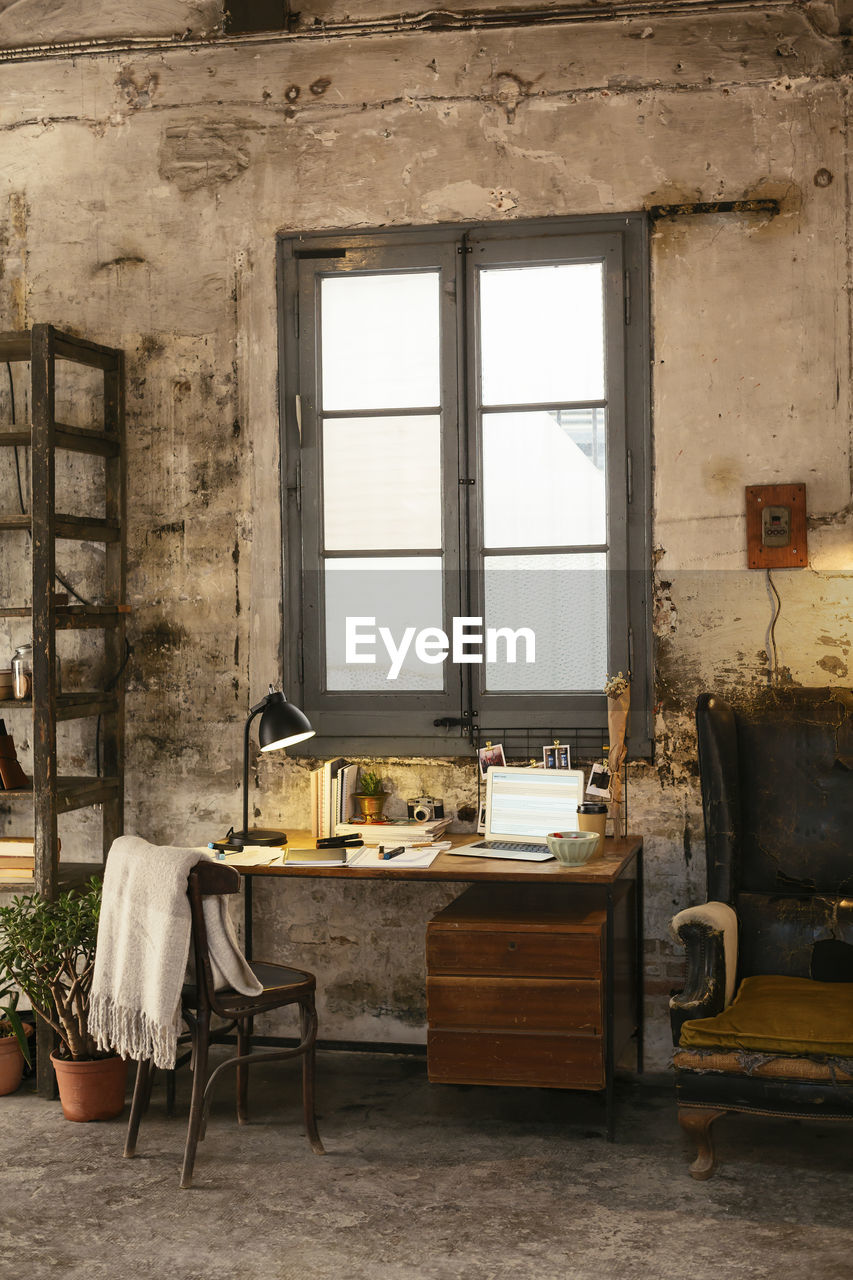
[766,567,781,684]
[95,637,133,777]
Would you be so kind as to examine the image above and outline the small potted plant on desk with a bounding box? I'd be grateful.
[0,978,32,1096]
[353,767,388,823]
[0,879,127,1121]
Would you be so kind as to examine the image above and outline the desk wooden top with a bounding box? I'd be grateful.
[238,833,642,885]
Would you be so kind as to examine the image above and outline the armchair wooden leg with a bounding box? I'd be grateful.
[237,1015,252,1125]
[678,1106,726,1180]
[124,1059,153,1158]
[180,1013,210,1189]
[301,999,325,1155]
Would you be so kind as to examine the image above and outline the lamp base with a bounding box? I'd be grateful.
[232,828,288,847]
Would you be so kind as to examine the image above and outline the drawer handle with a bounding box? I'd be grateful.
[507,941,517,951]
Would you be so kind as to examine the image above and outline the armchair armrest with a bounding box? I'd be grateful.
[669,902,739,1047]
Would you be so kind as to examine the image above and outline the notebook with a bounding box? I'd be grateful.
[452,766,585,862]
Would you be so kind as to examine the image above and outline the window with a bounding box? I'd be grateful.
[278,216,651,756]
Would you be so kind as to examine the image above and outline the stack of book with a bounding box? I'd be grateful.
[309,758,359,838]
[335,816,451,842]
[0,837,37,880]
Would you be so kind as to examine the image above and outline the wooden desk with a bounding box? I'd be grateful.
[238,832,643,1139]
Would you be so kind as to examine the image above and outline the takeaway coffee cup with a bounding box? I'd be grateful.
[577,802,608,842]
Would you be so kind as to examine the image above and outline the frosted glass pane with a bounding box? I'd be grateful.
[325,558,444,690]
[480,263,604,405]
[483,554,607,691]
[483,410,606,549]
[321,273,440,411]
[323,416,441,551]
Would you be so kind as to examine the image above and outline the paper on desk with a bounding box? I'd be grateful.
[347,843,449,869]
[221,846,286,867]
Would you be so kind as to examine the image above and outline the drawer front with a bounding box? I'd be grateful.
[428,1029,605,1090]
[427,928,601,978]
[427,976,602,1035]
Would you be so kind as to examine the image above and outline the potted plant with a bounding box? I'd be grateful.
[353,767,388,823]
[0,878,127,1121]
[0,977,32,1096]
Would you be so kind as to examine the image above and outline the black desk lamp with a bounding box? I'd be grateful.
[230,685,315,846]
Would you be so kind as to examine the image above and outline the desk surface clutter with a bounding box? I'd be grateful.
[219,831,641,883]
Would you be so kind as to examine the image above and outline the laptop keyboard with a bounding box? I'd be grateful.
[471,840,545,853]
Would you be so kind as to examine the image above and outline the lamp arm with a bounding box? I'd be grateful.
[242,702,266,840]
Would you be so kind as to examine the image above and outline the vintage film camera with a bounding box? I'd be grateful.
[407,795,445,822]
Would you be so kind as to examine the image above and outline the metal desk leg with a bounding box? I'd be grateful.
[243,873,253,962]
[605,884,615,1142]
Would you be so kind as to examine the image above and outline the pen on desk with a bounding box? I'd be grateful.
[380,845,406,860]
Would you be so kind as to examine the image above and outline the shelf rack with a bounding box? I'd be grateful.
[0,325,127,1091]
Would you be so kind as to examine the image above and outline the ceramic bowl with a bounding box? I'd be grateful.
[545,831,601,865]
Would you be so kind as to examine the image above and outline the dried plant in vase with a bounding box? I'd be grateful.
[604,672,631,838]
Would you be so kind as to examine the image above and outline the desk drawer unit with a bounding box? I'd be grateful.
[426,886,607,1090]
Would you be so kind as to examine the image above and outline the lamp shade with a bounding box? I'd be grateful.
[258,691,315,752]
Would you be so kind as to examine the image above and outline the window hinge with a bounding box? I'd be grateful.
[293,293,299,339]
[626,449,633,504]
[295,393,302,444]
[297,634,304,686]
[628,627,634,676]
[459,477,475,486]
[623,270,631,326]
[457,245,473,254]
[295,457,302,511]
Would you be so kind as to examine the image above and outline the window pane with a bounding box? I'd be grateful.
[321,273,440,411]
[483,554,607,691]
[479,263,604,405]
[325,558,444,690]
[482,409,606,549]
[323,416,441,551]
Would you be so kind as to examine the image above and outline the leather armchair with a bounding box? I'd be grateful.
[670,688,853,1178]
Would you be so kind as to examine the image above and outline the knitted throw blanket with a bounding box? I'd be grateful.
[89,836,262,1069]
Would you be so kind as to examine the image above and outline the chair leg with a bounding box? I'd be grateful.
[300,1000,325,1155]
[180,1012,210,1189]
[678,1106,726,1180]
[237,1015,253,1125]
[165,1068,176,1116]
[124,1058,153,1158]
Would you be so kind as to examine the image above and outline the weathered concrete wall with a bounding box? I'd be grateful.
[1,9,851,1068]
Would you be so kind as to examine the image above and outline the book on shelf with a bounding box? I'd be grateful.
[0,867,33,880]
[0,836,59,870]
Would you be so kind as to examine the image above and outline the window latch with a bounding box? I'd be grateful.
[459,478,475,486]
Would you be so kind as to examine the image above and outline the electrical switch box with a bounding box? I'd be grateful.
[746,483,807,569]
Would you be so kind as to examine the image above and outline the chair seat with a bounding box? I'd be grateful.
[183,960,315,1010]
[679,974,853,1056]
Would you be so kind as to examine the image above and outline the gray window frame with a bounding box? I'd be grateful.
[277,214,652,758]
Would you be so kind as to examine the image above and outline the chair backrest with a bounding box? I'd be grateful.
[186,860,241,1013]
[697,688,853,980]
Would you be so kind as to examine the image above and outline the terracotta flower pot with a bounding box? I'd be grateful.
[0,1029,29,1096]
[50,1051,128,1122]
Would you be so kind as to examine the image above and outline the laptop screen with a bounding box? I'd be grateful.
[486,767,585,841]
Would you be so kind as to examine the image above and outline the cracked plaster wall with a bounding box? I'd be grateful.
[0,9,851,1068]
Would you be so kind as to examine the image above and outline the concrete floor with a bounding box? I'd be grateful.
[2,1051,851,1280]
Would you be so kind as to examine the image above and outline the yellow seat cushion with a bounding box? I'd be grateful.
[679,974,853,1056]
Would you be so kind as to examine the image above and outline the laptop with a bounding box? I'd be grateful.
[453,766,585,862]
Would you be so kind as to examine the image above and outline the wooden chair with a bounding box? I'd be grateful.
[124,859,324,1187]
